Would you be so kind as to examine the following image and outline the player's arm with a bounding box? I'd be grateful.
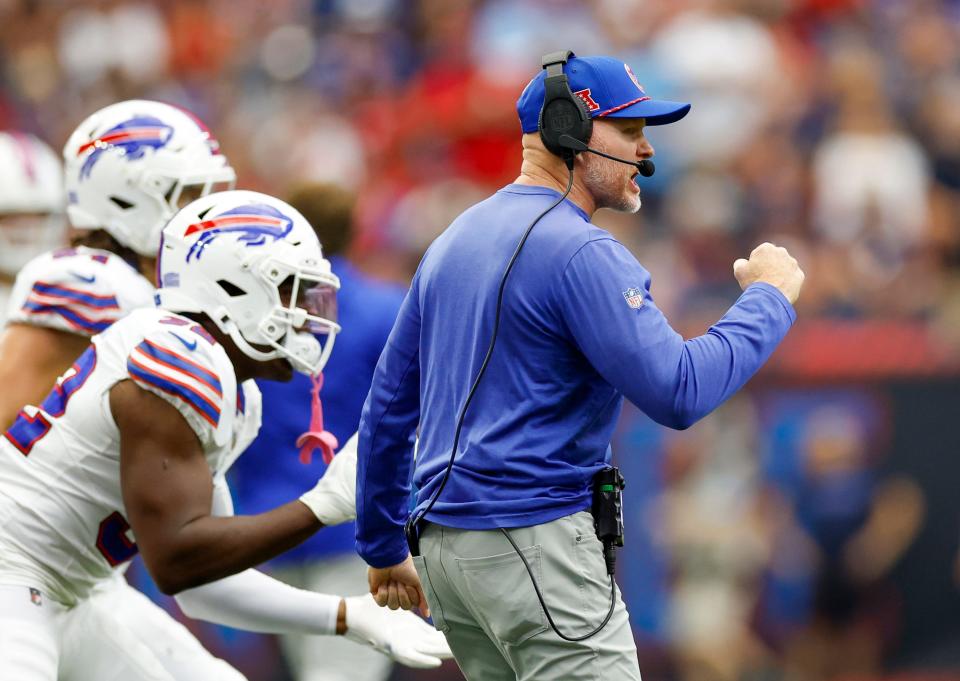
[171,468,451,668]
[112,378,321,595]
[175,568,449,668]
[0,323,91,430]
[559,240,799,429]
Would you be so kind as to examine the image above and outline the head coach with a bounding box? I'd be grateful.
[354,51,804,680]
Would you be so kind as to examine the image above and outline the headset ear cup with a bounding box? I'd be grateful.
[539,77,593,160]
[539,97,572,157]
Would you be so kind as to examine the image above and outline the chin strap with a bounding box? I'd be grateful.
[296,373,339,465]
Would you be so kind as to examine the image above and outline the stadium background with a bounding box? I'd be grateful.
[3,0,960,679]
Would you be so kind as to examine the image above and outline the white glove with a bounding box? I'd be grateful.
[299,432,357,526]
[343,593,452,669]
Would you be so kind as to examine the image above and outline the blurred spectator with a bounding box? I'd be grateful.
[58,2,169,88]
[757,394,925,681]
[658,397,776,681]
[648,0,785,166]
[811,45,931,305]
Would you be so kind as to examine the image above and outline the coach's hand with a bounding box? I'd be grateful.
[733,242,805,305]
[369,554,430,617]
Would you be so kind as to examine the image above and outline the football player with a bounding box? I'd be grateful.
[0,132,65,326]
[0,190,450,680]
[0,103,446,678]
[0,100,233,431]
[0,102,243,679]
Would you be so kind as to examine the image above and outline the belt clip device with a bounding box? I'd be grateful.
[592,466,626,575]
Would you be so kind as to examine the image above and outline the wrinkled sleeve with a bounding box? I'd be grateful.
[355,277,422,568]
[558,238,795,429]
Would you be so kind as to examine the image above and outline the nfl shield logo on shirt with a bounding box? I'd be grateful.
[29,588,42,606]
[622,287,643,309]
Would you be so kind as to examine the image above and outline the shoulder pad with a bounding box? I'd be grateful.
[126,317,228,447]
[6,248,154,336]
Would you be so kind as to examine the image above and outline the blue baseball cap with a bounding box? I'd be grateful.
[517,54,691,134]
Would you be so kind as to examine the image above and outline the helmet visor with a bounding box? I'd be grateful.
[278,272,340,335]
[300,281,338,334]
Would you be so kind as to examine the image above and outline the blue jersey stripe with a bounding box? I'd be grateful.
[128,359,221,427]
[136,340,222,396]
[21,302,113,333]
[31,282,119,309]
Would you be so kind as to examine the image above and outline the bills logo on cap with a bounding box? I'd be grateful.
[624,64,645,93]
[30,588,42,606]
[622,287,644,309]
[573,88,600,113]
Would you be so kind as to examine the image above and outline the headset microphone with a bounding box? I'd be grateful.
[557,134,655,177]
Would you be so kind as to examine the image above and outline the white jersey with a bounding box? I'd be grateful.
[4,246,155,335]
[0,307,262,606]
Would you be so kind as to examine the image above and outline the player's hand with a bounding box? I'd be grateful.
[298,433,357,526]
[343,593,451,668]
[733,242,805,305]
[368,555,429,617]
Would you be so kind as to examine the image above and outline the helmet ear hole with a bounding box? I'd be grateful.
[109,196,134,210]
[217,279,247,297]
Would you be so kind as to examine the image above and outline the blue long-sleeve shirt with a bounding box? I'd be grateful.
[356,184,796,568]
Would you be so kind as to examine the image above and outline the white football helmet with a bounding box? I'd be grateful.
[63,100,236,257]
[156,190,340,375]
[0,132,65,275]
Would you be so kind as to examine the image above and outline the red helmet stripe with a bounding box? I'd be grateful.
[184,214,285,236]
[76,128,169,156]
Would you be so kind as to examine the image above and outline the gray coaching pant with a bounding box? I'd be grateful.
[412,510,642,681]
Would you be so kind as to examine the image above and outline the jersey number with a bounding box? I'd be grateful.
[3,346,98,456]
[1,346,139,565]
[96,511,139,566]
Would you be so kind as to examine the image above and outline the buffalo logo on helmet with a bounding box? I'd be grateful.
[77,115,174,180]
[183,203,294,262]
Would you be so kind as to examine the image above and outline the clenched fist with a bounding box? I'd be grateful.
[733,242,805,305]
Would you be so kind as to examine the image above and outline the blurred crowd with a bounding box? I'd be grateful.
[5,0,960,333]
[3,0,960,680]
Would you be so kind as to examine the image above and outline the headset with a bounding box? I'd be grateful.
[405,50,645,641]
[540,50,656,176]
